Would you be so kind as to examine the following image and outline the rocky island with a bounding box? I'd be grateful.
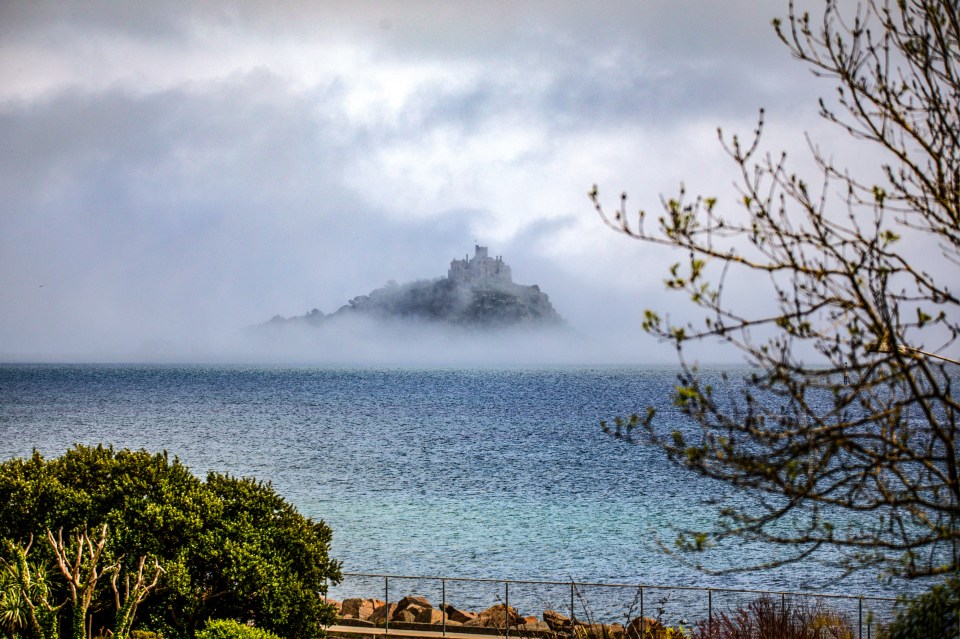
[263,245,564,330]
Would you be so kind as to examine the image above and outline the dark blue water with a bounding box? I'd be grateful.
[0,364,912,603]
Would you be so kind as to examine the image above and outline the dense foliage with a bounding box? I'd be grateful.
[195,619,284,639]
[594,0,960,580]
[0,445,341,639]
[881,575,960,639]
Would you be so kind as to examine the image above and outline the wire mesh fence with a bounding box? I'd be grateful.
[325,572,901,639]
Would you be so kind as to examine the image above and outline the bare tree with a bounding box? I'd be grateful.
[591,0,959,579]
[48,525,117,639]
[110,556,163,639]
[41,525,163,639]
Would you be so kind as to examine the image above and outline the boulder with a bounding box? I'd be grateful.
[392,608,419,623]
[415,609,448,625]
[441,604,478,624]
[465,604,524,628]
[396,595,433,613]
[519,621,552,633]
[325,599,342,614]
[543,610,571,631]
[341,598,385,621]
[368,603,397,625]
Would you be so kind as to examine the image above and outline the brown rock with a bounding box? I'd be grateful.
[341,598,385,621]
[412,605,435,620]
[441,604,478,624]
[471,604,524,628]
[544,610,571,631]
[396,595,433,612]
[415,609,448,625]
[392,608,419,623]
[325,599,342,613]
[368,603,397,625]
[520,621,552,633]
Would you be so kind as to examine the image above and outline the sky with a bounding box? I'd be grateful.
[0,0,848,364]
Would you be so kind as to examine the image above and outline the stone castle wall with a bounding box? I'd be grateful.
[448,245,512,286]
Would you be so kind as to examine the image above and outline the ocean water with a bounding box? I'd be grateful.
[0,364,913,609]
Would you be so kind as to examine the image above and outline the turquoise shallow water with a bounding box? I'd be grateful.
[0,364,916,606]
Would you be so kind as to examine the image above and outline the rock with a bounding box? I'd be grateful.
[415,609,448,625]
[466,604,524,628]
[396,595,433,612]
[392,608,419,623]
[543,610,571,631]
[389,596,432,623]
[441,604,477,624]
[519,621,552,633]
[324,599,342,613]
[341,598,385,621]
[368,603,397,625]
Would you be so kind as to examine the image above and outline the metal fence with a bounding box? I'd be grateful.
[326,572,902,639]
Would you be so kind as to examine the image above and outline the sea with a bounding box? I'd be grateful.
[0,363,919,624]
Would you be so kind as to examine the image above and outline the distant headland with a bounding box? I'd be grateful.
[261,245,565,330]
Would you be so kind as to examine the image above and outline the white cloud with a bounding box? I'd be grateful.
[0,0,863,364]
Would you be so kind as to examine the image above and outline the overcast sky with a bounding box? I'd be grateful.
[0,1,845,364]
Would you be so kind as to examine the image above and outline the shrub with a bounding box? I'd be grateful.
[0,445,341,639]
[196,619,284,639]
[692,596,853,639]
[881,576,960,639]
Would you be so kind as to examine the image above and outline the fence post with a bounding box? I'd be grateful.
[708,588,712,633]
[639,587,644,639]
[505,581,510,639]
[570,581,576,631]
[858,596,863,639]
[442,578,447,638]
[385,576,390,635]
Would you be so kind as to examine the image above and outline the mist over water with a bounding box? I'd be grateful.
[2,313,676,368]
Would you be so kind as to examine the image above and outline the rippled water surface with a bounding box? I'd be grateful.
[0,364,913,602]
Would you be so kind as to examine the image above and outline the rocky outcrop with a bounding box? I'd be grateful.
[261,247,565,330]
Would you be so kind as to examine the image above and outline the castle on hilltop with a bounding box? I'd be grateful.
[448,245,512,286]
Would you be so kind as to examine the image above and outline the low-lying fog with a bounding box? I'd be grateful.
[3,1,927,368]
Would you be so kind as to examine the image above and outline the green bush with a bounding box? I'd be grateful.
[881,576,960,639]
[0,445,341,639]
[196,619,283,639]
